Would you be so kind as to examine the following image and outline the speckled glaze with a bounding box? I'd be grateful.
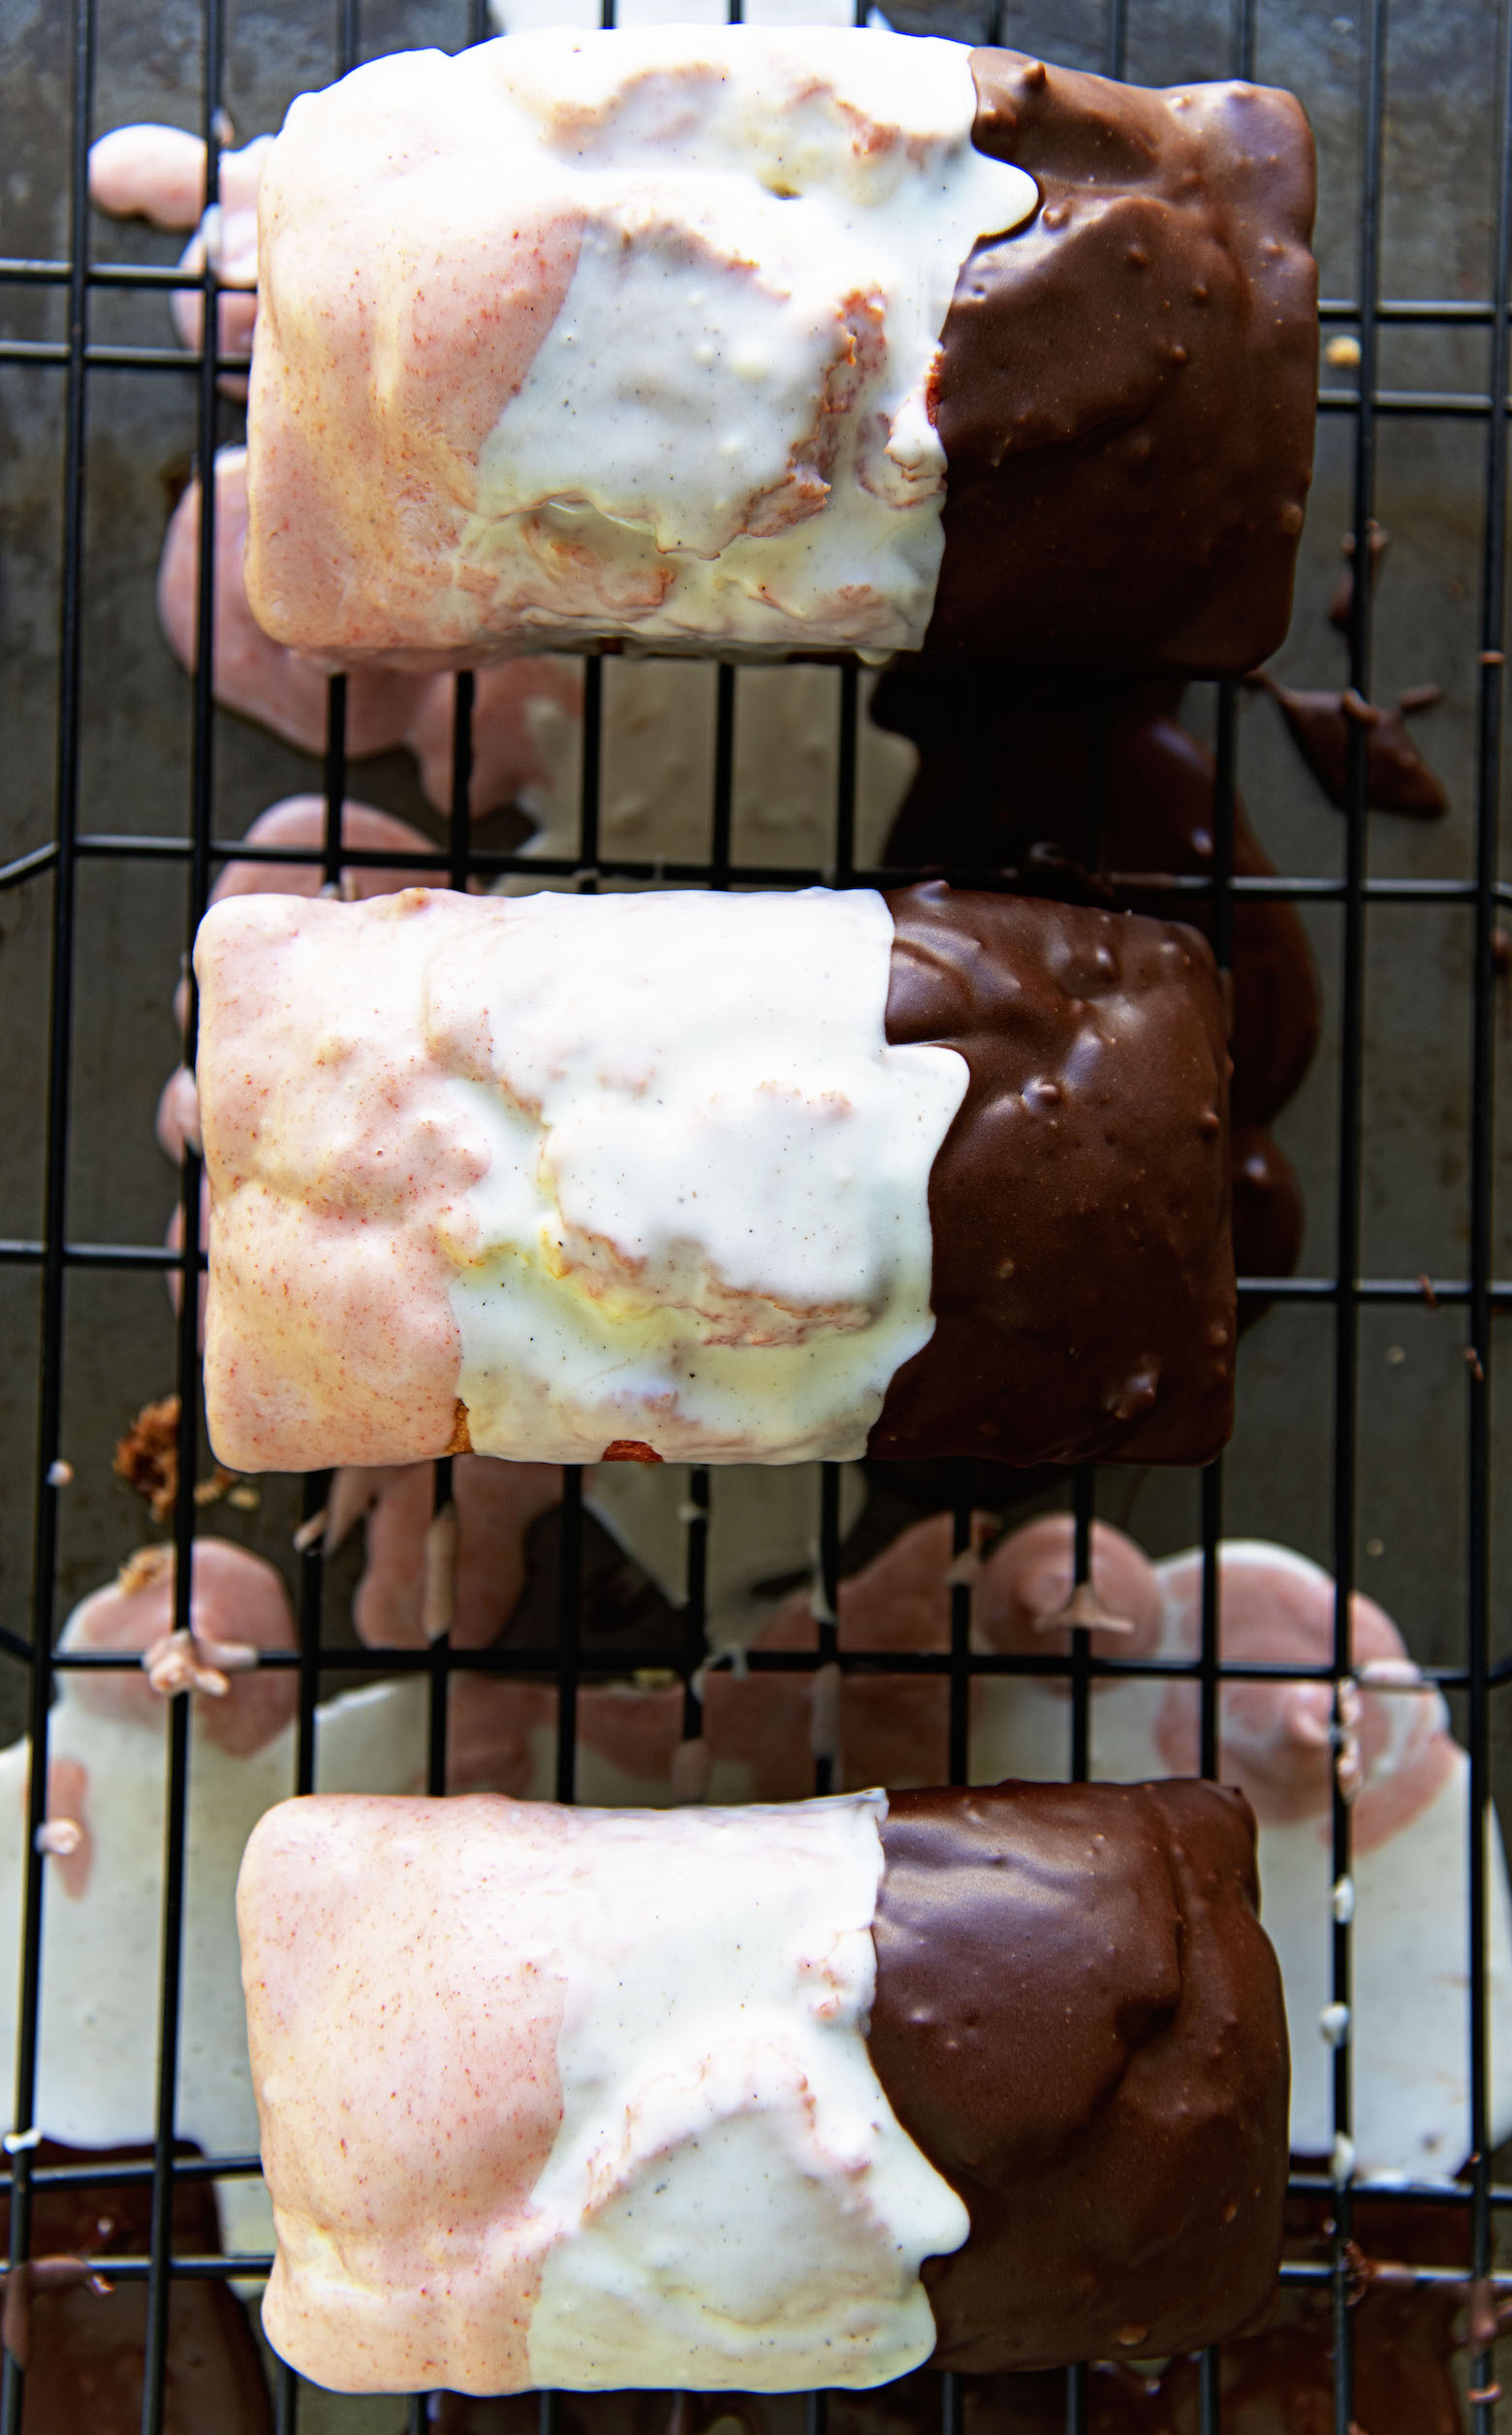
[240,1791,968,2396]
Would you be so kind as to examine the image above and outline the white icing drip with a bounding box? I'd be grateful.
[452,25,1035,656]
[521,1793,969,2389]
[1268,1754,1512,2179]
[439,888,966,1463]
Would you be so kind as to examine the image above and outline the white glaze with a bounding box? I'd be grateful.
[1258,1749,1512,2178]
[241,1789,967,2394]
[524,1793,967,2387]
[249,30,1035,660]
[462,28,1033,656]
[442,888,965,1462]
[198,889,962,1469]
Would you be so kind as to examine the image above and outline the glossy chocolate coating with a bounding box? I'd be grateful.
[0,2142,269,2434]
[873,885,1235,1468]
[927,55,1318,675]
[873,672,1318,1294]
[870,1781,1289,2373]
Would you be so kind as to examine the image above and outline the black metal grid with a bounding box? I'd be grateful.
[0,0,1507,2429]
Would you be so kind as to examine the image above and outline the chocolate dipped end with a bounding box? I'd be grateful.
[929,54,1318,674]
[870,1781,1289,2372]
[872,885,1235,1467]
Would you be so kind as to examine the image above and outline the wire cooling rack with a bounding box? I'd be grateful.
[0,0,1508,2427]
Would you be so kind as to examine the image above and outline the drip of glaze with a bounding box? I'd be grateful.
[1252,672,1449,821]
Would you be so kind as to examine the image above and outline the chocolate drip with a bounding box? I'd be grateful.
[869,1780,1289,2372]
[1256,677,1450,820]
[872,670,1318,1294]
[928,56,1318,675]
[1232,1123,1306,1281]
[1328,521,1391,631]
[873,884,1235,1468]
[0,2141,269,2432]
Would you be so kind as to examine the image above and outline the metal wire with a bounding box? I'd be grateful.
[0,0,1504,2428]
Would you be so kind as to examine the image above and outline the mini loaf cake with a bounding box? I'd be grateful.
[192,882,1235,1472]
[237,1780,1287,2394]
[244,26,1316,672]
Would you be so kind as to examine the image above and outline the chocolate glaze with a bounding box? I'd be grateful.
[869,1780,1288,2371]
[1256,678,1451,820]
[928,57,1318,675]
[873,885,1235,1468]
[1328,520,1391,631]
[1231,1122,1306,1281]
[0,2142,269,2433]
[872,670,1317,1293]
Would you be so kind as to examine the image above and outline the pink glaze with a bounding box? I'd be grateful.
[38,1756,92,1901]
[404,655,581,820]
[1155,1544,1458,1851]
[161,802,459,1350]
[239,1793,566,2392]
[88,126,265,391]
[65,1538,296,1757]
[88,123,209,226]
[164,1180,209,1342]
[209,796,444,904]
[971,1513,1166,1668]
[384,1507,1162,1799]
[158,452,579,810]
[248,74,585,667]
[705,1511,1157,1794]
[338,1456,562,1649]
[156,1061,202,1161]
[195,890,490,1470]
[159,454,424,760]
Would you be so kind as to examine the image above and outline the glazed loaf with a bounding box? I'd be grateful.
[244,26,1315,673]
[237,1779,1287,2393]
[193,882,1235,1472]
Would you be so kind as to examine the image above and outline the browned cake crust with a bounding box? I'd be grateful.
[871,1780,1290,2372]
[929,56,1318,673]
[873,885,1236,1466]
